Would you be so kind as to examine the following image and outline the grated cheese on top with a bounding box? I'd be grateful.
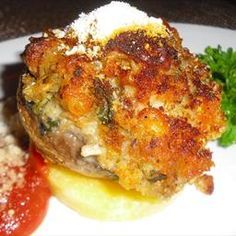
[0,98,28,205]
[68,1,165,43]
[55,1,169,57]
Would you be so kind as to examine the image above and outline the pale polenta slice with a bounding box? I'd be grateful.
[48,164,165,220]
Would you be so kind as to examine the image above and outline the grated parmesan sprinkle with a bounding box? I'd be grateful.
[54,1,168,57]
[69,1,164,43]
[0,98,28,205]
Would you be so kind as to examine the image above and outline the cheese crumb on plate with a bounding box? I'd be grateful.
[0,98,28,203]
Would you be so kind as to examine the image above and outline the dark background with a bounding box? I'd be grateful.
[0,0,236,42]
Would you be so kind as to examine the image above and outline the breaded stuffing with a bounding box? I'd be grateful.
[19,21,225,198]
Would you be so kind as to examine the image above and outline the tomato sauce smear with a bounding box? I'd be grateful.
[0,146,51,236]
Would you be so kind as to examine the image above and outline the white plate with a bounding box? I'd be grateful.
[0,23,236,236]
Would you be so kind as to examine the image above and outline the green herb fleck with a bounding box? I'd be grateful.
[39,119,59,135]
[97,103,113,124]
[94,79,113,124]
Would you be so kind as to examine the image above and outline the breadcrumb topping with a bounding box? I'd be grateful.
[19,2,225,197]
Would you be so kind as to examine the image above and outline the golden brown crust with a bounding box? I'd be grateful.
[194,174,214,195]
[17,23,224,197]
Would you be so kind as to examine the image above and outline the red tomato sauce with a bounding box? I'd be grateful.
[0,146,51,236]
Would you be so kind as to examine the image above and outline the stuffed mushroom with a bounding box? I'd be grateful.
[17,2,225,198]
